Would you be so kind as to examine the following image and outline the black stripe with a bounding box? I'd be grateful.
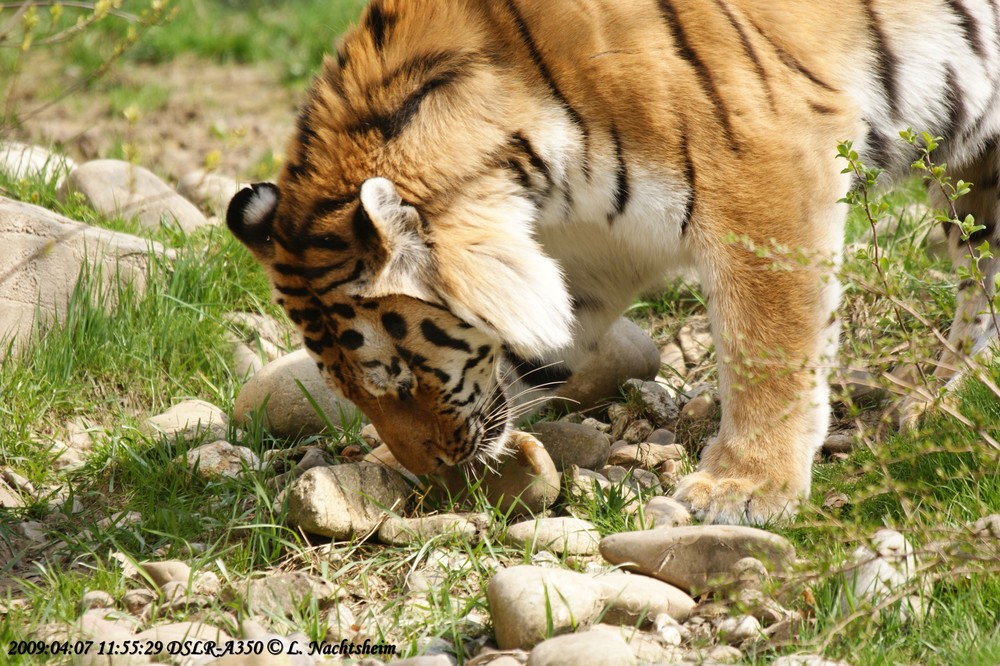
[862,0,901,117]
[420,319,472,352]
[339,329,365,350]
[808,101,838,115]
[946,0,989,60]
[273,260,350,279]
[957,278,977,291]
[328,303,357,319]
[381,311,408,339]
[863,125,893,167]
[943,65,968,139]
[274,283,310,297]
[365,2,395,52]
[712,0,776,111]
[314,260,366,294]
[657,0,739,151]
[504,0,592,178]
[513,132,553,187]
[679,132,695,234]
[969,219,996,244]
[747,17,836,92]
[357,66,469,141]
[608,125,630,222]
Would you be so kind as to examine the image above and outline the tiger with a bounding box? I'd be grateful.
[227,0,1000,525]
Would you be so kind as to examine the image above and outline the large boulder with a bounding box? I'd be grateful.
[0,197,169,359]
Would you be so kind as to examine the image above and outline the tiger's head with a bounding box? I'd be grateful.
[227,175,573,474]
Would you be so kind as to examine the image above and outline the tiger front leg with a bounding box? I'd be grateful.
[673,242,840,525]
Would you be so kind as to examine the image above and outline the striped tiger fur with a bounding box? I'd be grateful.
[227,0,1000,525]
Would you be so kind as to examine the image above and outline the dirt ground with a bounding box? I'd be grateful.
[8,55,299,183]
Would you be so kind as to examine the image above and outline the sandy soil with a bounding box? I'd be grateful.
[7,55,300,183]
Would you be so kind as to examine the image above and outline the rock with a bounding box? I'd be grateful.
[286,462,410,539]
[716,614,761,644]
[229,336,266,380]
[556,319,660,410]
[678,316,713,365]
[679,392,719,422]
[608,443,684,469]
[0,197,168,359]
[505,517,601,557]
[143,399,228,442]
[182,440,260,478]
[223,311,290,360]
[592,571,695,624]
[80,590,115,611]
[822,432,854,455]
[391,657,455,666]
[49,440,87,472]
[177,169,242,214]
[641,496,692,528]
[14,520,46,542]
[122,589,155,615]
[833,369,889,408]
[246,571,339,617]
[621,379,680,427]
[0,477,24,509]
[621,419,654,445]
[823,492,849,510]
[133,621,233,654]
[487,566,606,649]
[564,467,612,503]
[1,142,75,183]
[529,422,611,472]
[973,514,1000,539]
[527,629,636,666]
[658,343,686,383]
[295,447,335,475]
[840,529,927,620]
[140,561,191,588]
[233,348,362,438]
[61,159,208,233]
[435,431,561,515]
[647,428,676,445]
[599,526,796,595]
[378,513,484,546]
[772,657,853,666]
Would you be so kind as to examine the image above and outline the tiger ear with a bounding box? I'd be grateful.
[356,177,435,296]
[227,182,279,262]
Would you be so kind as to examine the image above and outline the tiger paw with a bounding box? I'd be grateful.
[672,471,799,526]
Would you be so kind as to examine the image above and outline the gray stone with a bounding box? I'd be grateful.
[647,428,676,445]
[622,379,680,427]
[773,657,853,666]
[608,443,684,469]
[140,561,191,588]
[233,348,362,438]
[390,657,454,666]
[641,496,692,529]
[80,590,115,611]
[378,513,484,546]
[529,421,611,471]
[294,447,335,475]
[678,316,713,365]
[286,462,410,539]
[822,432,855,454]
[592,571,695,624]
[177,169,242,215]
[143,399,228,442]
[132,621,233,654]
[0,477,24,509]
[717,614,761,645]
[556,319,659,410]
[14,520,46,542]
[658,343,687,387]
[0,142,75,183]
[246,571,339,617]
[0,197,168,359]
[679,392,719,422]
[61,159,208,233]
[487,566,606,650]
[49,440,87,472]
[505,517,601,557]
[527,629,636,666]
[599,526,796,595]
[840,529,927,621]
[621,419,654,445]
[182,440,260,478]
[122,589,155,615]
